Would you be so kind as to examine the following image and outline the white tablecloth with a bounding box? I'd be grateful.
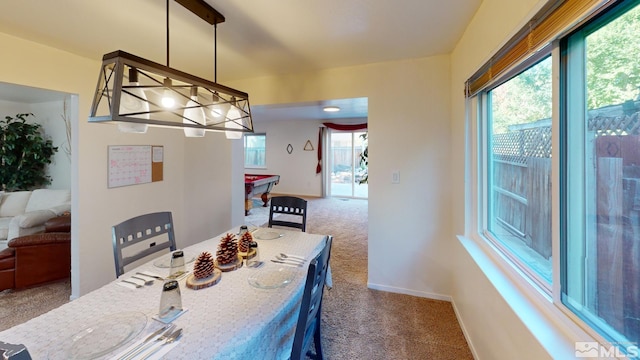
[0,227,329,360]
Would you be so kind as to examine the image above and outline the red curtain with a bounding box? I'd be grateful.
[322,122,367,131]
[316,127,324,174]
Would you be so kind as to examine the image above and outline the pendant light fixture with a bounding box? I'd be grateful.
[117,68,149,133]
[89,0,253,138]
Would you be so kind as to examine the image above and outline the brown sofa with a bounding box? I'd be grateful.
[0,215,70,291]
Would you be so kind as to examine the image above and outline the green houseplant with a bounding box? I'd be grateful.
[0,113,58,191]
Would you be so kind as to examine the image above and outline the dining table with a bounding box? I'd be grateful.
[0,226,331,360]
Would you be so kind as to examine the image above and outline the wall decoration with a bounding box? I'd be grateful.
[286,144,293,154]
[304,140,314,151]
[108,145,163,188]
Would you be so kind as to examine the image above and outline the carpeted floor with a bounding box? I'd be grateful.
[0,278,71,332]
[304,197,473,360]
[0,197,473,359]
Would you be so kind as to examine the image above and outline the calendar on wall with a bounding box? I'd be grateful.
[108,145,164,188]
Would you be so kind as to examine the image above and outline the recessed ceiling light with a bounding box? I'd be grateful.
[323,106,340,112]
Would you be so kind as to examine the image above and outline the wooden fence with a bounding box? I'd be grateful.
[492,125,552,259]
[594,137,640,340]
[492,106,640,340]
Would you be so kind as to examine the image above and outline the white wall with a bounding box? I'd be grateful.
[228,54,454,299]
[248,119,324,197]
[450,0,557,358]
[0,99,27,116]
[0,32,240,298]
[30,100,71,190]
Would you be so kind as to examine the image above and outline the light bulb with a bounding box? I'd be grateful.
[225,106,243,140]
[161,78,175,108]
[118,67,148,133]
[210,93,230,120]
[183,87,205,137]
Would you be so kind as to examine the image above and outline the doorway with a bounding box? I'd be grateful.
[329,130,368,198]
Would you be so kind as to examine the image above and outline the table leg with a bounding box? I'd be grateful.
[245,198,253,215]
[261,192,271,207]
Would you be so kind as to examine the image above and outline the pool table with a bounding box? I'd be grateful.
[245,174,280,215]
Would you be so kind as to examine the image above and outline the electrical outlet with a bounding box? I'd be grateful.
[391,170,400,184]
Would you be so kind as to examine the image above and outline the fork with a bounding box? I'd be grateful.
[131,275,154,285]
[275,255,304,264]
[122,324,176,360]
[140,328,183,359]
[117,324,170,360]
[121,279,142,288]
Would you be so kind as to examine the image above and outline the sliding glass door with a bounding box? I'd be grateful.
[329,130,368,198]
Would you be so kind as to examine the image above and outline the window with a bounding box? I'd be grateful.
[472,0,640,351]
[244,133,266,168]
[486,57,553,286]
[563,0,640,346]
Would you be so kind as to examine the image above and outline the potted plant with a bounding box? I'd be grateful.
[0,113,58,191]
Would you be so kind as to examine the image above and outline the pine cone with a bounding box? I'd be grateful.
[216,233,238,265]
[193,251,215,279]
[238,231,253,252]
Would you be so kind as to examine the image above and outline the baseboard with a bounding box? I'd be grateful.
[450,298,480,360]
[367,282,452,302]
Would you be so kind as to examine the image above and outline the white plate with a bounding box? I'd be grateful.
[247,265,297,289]
[254,230,284,240]
[66,311,147,359]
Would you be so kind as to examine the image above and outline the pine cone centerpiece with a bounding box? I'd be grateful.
[193,251,215,279]
[216,233,238,265]
[238,231,253,253]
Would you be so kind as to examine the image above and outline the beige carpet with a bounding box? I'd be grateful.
[0,197,473,359]
[304,197,473,360]
[0,278,71,332]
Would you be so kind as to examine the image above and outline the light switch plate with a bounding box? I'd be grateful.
[391,170,400,184]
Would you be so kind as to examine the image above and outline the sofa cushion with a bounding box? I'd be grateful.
[0,191,32,217]
[25,189,70,213]
[0,217,11,239]
[48,203,72,216]
[15,209,56,228]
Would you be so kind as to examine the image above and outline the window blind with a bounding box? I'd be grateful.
[465,0,618,97]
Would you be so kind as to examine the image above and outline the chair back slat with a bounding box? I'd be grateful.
[291,236,332,360]
[112,211,177,277]
[268,196,307,232]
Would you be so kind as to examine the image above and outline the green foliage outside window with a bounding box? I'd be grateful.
[491,5,640,133]
[587,4,640,109]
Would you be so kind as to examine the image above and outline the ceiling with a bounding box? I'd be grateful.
[0,0,481,121]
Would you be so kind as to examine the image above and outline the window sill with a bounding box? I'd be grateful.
[457,234,596,359]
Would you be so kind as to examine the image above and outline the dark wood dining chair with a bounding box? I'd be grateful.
[291,235,333,360]
[112,211,177,277]
[268,196,308,232]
